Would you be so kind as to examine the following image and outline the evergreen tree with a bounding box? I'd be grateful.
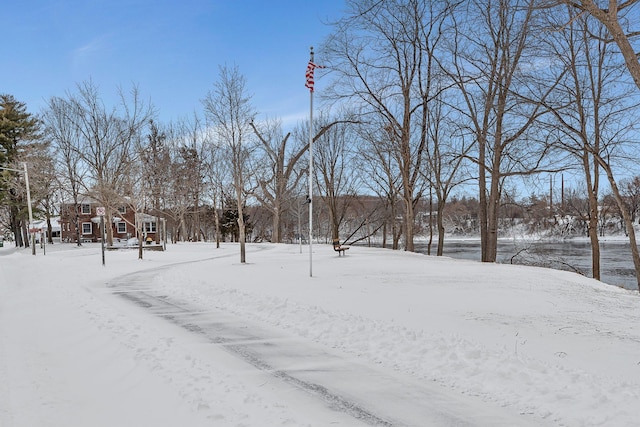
[0,94,41,246]
[220,195,252,242]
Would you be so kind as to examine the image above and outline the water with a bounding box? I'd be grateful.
[411,239,639,291]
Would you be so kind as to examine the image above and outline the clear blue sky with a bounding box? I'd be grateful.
[3,0,345,129]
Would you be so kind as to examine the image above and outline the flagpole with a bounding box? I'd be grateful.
[308,46,314,278]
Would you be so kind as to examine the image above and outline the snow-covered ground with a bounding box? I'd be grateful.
[1,241,639,426]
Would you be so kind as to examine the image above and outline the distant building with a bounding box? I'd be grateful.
[59,200,157,244]
[31,217,61,242]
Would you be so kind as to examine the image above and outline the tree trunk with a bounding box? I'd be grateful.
[577,1,640,92]
[587,216,601,280]
[155,216,161,244]
[484,166,501,263]
[179,213,187,242]
[106,208,114,247]
[427,189,433,256]
[215,206,221,249]
[391,199,399,250]
[436,198,446,256]
[272,207,280,243]
[10,206,22,247]
[583,154,601,281]
[403,189,415,252]
[393,219,402,251]
[382,220,387,249]
[486,189,499,263]
[601,162,640,291]
[23,221,30,248]
[238,209,246,263]
[46,216,54,244]
[75,213,81,246]
[478,138,489,262]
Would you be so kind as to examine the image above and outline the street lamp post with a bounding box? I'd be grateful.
[0,162,35,255]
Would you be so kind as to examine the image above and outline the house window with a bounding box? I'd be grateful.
[82,222,92,235]
[81,204,91,214]
[117,206,126,214]
[143,221,157,233]
[116,222,126,234]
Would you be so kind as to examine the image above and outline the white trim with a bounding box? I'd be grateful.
[81,222,92,235]
[143,221,157,233]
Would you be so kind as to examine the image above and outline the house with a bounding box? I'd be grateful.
[59,200,158,244]
[31,217,61,242]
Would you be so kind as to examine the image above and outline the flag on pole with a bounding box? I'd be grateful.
[305,61,325,92]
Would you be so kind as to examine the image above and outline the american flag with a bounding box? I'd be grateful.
[305,61,325,92]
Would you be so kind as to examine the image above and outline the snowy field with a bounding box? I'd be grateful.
[1,241,639,426]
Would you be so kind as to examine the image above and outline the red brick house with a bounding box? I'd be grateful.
[60,200,158,244]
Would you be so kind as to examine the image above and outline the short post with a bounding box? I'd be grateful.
[97,206,106,266]
[100,215,105,266]
[162,218,167,251]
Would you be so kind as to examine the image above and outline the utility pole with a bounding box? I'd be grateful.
[24,163,35,255]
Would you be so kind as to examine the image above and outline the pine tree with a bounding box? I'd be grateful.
[0,94,41,246]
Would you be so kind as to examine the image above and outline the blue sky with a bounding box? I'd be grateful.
[3,0,345,129]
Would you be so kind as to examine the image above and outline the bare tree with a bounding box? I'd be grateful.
[542,6,637,280]
[444,0,562,262]
[43,96,88,246]
[312,117,360,241]
[118,154,148,259]
[162,115,208,242]
[202,65,256,263]
[141,119,171,244]
[562,186,591,236]
[551,0,640,291]
[249,118,307,243]
[597,154,640,290]
[323,0,451,251]
[52,80,153,247]
[619,176,640,224]
[528,0,640,290]
[558,0,640,90]
[201,127,229,248]
[25,140,57,244]
[423,93,473,256]
[357,121,403,249]
[157,123,188,242]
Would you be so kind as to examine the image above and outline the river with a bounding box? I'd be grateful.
[408,239,639,291]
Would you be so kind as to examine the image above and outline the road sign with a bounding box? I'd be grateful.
[96,206,106,216]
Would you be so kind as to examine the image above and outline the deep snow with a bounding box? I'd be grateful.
[1,241,639,426]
